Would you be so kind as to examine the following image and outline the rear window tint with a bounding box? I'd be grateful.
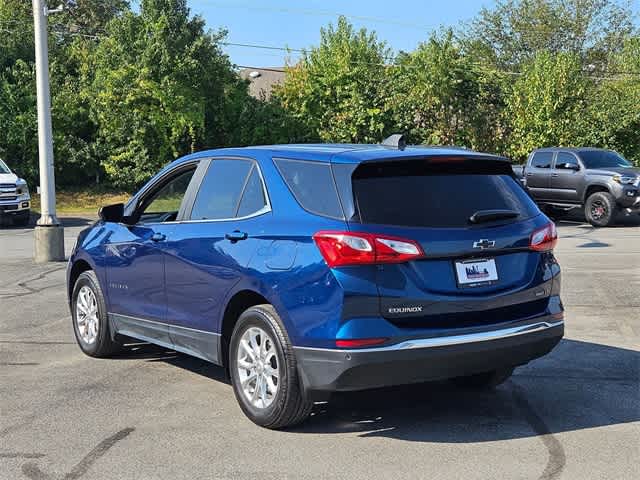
[352,165,539,228]
[274,158,343,218]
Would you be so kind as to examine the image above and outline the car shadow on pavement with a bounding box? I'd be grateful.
[289,338,639,442]
[115,338,638,442]
[114,342,230,385]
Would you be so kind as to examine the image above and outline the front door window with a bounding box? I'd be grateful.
[139,169,195,224]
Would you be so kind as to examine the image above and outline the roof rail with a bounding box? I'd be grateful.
[382,134,406,151]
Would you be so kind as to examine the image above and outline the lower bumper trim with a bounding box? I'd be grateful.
[297,320,564,354]
[295,319,564,397]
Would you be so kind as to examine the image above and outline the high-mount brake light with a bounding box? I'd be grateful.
[529,222,558,252]
[313,231,424,267]
[426,156,467,164]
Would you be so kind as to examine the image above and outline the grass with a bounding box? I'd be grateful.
[30,189,131,216]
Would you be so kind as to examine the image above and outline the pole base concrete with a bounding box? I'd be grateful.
[34,224,65,263]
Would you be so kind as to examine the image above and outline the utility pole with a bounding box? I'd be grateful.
[32,0,64,262]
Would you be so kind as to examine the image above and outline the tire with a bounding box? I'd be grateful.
[71,271,122,358]
[13,212,30,227]
[229,304,313,429]
[451,367,514,390]
[585,191,617,227]
[543,206,568,221]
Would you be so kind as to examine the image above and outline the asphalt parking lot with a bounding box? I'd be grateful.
[1,214,638,480]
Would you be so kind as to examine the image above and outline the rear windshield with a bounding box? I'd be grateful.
[352,161,539,228]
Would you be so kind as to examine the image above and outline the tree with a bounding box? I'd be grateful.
[387,31,505,152]
[504,51,592,160]
[276,16,392,143]
[467,0,636,70]
[0,0,129,185]
[0,60,38,181]
[90,0,240,189]
[0,0,36,179]
[578,36,640,165]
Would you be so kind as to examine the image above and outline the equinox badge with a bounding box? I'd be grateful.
[473,239,495,249]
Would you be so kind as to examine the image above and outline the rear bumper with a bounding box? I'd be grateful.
[295,318,563,399]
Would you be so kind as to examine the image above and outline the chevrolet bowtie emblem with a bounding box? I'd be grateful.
[473,239,495,249]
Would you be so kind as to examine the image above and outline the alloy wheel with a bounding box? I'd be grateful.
[591,200,607,220]
[76,285,99,344]
[236,326,280,409]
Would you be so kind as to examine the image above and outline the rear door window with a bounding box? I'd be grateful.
[237,166,268,217]
[352,162,539,228]
[274,158,343,219]
[531,152,553,168]
[190,159,253,220]
[554,152,579,169]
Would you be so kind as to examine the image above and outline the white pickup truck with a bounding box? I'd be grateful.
[0,158,31,226]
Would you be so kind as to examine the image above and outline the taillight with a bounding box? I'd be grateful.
[530,222,558,251]
[313,231,424,267]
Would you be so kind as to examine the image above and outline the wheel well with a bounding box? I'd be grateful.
[68,260,92,302]
[220,290,269,368]
[584,185,609,202]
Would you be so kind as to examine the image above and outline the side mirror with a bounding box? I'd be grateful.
[98,203,125,223]
[558,162,580,171]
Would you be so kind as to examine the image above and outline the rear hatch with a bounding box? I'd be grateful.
[334,156,555,331]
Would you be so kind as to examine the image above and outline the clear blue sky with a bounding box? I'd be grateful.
[185,0,495,67]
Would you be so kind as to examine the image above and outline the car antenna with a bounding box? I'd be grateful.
[382,134,406,151]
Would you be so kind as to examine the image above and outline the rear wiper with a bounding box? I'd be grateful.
[469,209,519,224]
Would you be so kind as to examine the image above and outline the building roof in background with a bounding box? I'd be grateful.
[238,67,285,99]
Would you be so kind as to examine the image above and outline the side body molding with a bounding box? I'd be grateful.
[109,313,222,364]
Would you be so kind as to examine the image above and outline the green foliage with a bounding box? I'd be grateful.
[468,0,636,69]
[0,0,638,191]
[90,0,235,189]
[0,0,269,189]
[388,31,504,152]
[0,60,38,180]
[578,37,640,166]
[277,16,392,143]
[504,52,592,159]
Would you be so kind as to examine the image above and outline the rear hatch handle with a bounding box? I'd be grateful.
[469,209,519,224]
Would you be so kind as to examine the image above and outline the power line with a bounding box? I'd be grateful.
[225,41,640,76]
[2,20,638,79]
[222,42,304,53]
[199,1,442,31]
[236,66,286,73]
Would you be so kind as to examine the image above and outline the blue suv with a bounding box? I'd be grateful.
[67,142,564,428]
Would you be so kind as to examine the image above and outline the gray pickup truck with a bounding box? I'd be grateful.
[512,147,640,227]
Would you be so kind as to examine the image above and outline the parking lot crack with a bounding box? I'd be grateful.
[20,428,135,480]
[0,266,65,299]
[511,381,566,480]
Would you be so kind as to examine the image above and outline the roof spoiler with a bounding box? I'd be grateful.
[382,134,406,151]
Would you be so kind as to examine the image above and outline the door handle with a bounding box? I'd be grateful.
[151,232,166,242]
[225,231,248,242]
[551,173,559,177]
[526,173,533,176]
